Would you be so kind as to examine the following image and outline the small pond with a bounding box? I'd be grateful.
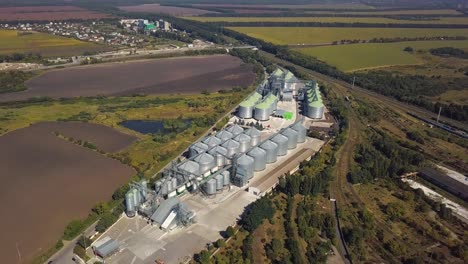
[120,119,191,134]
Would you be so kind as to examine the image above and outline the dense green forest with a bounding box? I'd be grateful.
[430,47,468,59]
[0,71,35,94]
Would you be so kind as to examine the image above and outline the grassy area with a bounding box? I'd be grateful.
[228,27,468,45]
[305,9,462,15]
[0,91,247,175]
[434,90,468,105]
[0,29,107,57]
[189,16,468,25]
[293,40,468,72]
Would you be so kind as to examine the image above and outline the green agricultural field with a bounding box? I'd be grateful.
[189,16,468,25]
[229,27,468,45]
[306,9,462,15]
[294,40,468,72]
[0,30,108,57]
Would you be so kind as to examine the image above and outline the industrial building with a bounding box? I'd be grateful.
[93,237,119,259]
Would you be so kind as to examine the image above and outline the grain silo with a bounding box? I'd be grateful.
[160,181,169,195]
[260,140,279,163]
[282,128,298,150]
[202,136,221,148]
[248,147,267,172]
[204,179,217,195]
[178,160,200,177]
[222,139,240,157]
[292,122,307,143]
[238,92,262,119]
[234,133,251,153]
[208,145,228,167]
[222,171,230,186]
[307,100,324,119]
[194,153,216,176]
[132,188,141,207]
[154,180,162,193]
[171,177,178,190]
[254,94,278,121]
[215,174,224,191]
[226,124,244,136]
[271,134,288,156]
[216,130,233,141]
[125,192,136,217]
[189,142,208,158]
[236,154,255,179]
[244,127,261,146]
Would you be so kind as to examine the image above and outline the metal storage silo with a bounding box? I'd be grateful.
[248,147,267,172]
[292,122,307,143]
[307,101,324,119]
[194,153,216,176]
[160,181,169,195]
[165,179,173,193]
[125,191,135,217]
[236,154,255,179]
[282,128,298,150]
[208,145,228,167]
[202,136,221,148]
[215,174,224,190]
[238,92,262,119]
[204,179,217,195]
[178,160,200,177]
[234,133,251,153]
[216,130,233,141]
[226,125,244,136]
[171,177,178,190]
[154,180,162,192]
[132,188,140,207]
[260,140,279,163]
[222,171,230,186]
[189,142,209,158]
[254,102,270,121]
[244,127,261,146]
[222,139,240,157]
[271,134,288,156]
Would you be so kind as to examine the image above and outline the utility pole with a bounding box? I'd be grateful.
[437,106,442,123]
[351,76,355,89]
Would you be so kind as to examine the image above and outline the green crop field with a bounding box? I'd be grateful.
[294,40,468,72]
[0,30,108,57]
[188,16,468,25]
[305,9,462,15]
[229,27,468,45]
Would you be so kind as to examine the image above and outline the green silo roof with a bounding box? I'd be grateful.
[255,94,277,109]
[240,92,262,107]
[272,68,283,77]
[284,71,294,81]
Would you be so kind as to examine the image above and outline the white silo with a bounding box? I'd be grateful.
[271,134,288,156]
[260,140,279,163]
[281,128,298,150]
[234,133,252,153]
[244,127,261,146]
[248,147,267,172]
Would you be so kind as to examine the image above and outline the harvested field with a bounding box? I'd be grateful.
[0,6,111,21]
[305,9,463,15]
[0,55,256,102]
[0,30,108,57]
[0,122,135,264]
[43,121,137,152]
[118,4,216,16]
[229,27,468,45]
[192,3,373,9]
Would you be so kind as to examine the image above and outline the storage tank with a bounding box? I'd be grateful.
[216,130,233,141]
[194,153,216,176]
[125,192,135,217]
[171,177,178,190]
[248,147,267,172]
[165,179,173,193]
[202,136,221,148]
[271,134,288,156]
[238,92,262,119]
[282,128,298,150]
[154,180,162,192]
[160,181,169,195]
[215,174,224,190]
[307,101,324,119]
[222,171,230,186]
[254,102,270,121]
[208,145,228,167]
[234,133,251,153]
[178,160,200,177]
[140,179,148,200]
[222,139,240,157]
[260,140,279,163]
[244,127,261,147]
[236,154,255,179]
[189,142,208,158]
[204,179,217,195]
[292,122,307,143]
[226,125,244,136]
[132,188,140,207]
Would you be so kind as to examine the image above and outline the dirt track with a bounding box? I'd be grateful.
[0,55,256,102]
[0,123,135,264]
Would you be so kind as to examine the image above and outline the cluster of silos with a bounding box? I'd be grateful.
[157,177,180,198]
[237,92,262,119]
[254,93,278,121]
[188,141,208,158]
[125,179,148,217]
[203,170,230,195]
[304,83,324,119]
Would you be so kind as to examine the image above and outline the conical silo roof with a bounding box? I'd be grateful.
[202,136,221,148]
[226,124,244,136]
[234,133,251,143]
[216,130,233,141]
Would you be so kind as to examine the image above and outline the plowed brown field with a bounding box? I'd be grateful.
[119,4,216,16]
[0,122,135,264]
[0,6,111,21]
[0,55,256,102]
